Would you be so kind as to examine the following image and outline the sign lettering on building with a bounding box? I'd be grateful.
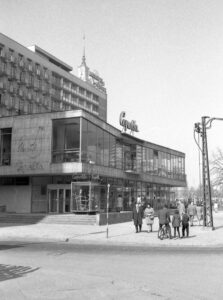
[119,111,139,134]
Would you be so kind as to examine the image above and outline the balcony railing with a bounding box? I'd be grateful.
[52,149,80,163]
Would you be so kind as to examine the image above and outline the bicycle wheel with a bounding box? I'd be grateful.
[158,228,165,240]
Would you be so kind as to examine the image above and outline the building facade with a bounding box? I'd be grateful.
[0,110,186,214]
[0,33,186,219]
[0,33,107,121]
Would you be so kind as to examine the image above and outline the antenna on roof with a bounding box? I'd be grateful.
[82,32,86,64]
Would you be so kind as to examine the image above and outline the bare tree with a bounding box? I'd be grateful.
[210,148,223,187]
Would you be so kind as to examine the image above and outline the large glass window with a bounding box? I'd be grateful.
[96,128,104,165]
[116,140,123,169]
[87,122,97,163]
[52,118,80,163]
[109,134,116,168]
[0,128,12,166]
[153,150,158,175]
[104,132,109,167]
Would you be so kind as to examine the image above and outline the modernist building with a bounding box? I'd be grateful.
[0,33,186,222]
[0,33,107,120]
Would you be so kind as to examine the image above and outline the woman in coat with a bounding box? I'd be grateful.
[144,203,154,232]
[172,209,181,238]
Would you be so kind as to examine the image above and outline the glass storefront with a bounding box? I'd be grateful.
[30,174,178,214]
[47,116,186,214]
[52,117,186,181]
[52,118,80,163]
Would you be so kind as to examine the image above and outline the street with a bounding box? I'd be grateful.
[0,241,223,300]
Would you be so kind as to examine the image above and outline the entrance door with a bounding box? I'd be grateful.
[49,189,58,213]
[58,189,64,213]
[65,189,71,212]
[48,185,71,213]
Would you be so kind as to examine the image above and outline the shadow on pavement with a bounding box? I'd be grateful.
[0,264,39,282]
[0,244,25,251]
[213,225,223,230]
[181,235,196,239]
[0,223,29,228]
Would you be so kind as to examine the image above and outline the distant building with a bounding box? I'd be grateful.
[0,33,107,120]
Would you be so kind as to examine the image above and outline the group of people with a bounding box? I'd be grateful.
[132,197,203,239]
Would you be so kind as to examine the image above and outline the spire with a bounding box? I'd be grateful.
[78,32,89,81]
[82,33,86,65]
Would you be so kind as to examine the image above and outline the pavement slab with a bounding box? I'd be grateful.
[0,211,223,247]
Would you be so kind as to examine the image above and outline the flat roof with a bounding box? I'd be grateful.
[28,45,73,72]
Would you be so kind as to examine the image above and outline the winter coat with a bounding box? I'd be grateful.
[178,202,185,216]
[157,207,170,225]
[187,204,196,216]
[144,207,154,225]
[182,213,189,225]
[132,205,144,226]
[172,213,181,227]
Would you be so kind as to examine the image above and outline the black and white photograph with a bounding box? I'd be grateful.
[0,0,223,299]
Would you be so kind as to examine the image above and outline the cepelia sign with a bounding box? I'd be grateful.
[119,111,139,134]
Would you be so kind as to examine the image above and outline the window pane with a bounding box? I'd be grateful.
[96,127,104,165]
[109,134,116,167]
[81,118,88,162]
[0,128,12,165]
[87,122,97,163]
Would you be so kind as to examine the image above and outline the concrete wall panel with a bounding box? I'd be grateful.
[0,185,31,213]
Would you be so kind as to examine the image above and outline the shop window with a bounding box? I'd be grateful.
[153,150,158,175]
[96,128,104,165]
[86,122,97,163]
[0,128,12,166]
[109,134,116,168]
[116,140,123,169]
[52,118,80,163]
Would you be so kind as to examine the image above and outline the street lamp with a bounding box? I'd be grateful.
[106,183,110,239]
[88,160,95,212]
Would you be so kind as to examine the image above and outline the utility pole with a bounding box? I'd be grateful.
[201,116,213,228]
[194,116,223,230]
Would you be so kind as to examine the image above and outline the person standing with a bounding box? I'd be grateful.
[132,200,144,233]
[177,199,185,217]
[157,204,172,239]
[181,211,190,238]
[144,203,154,232]
[187,201,196,226]
[196,203,203,225]
[172,209,181,238]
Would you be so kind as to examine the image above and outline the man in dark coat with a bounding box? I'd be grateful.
[157,204,172,238]
[132,201,144,233]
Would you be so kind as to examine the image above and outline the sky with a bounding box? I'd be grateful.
[1,0,223,188]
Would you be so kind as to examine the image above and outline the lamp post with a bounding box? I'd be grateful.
[194,116,223,230]
[88,160,95,212]
[106,183,110,239]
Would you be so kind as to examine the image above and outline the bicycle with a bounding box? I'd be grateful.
[158,224,171,240]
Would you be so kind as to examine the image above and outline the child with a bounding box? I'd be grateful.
[172,209,181,238]
[181,211,190,238]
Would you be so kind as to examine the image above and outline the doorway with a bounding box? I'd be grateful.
[48,184,71,213]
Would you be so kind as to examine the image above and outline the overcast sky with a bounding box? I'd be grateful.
[1,0,223,188]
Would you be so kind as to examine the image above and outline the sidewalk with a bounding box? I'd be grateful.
[0,211,223,247]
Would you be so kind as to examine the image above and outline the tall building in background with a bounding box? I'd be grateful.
[0,33,107,121]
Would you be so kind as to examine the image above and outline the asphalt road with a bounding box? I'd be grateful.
[0,241,222,300]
